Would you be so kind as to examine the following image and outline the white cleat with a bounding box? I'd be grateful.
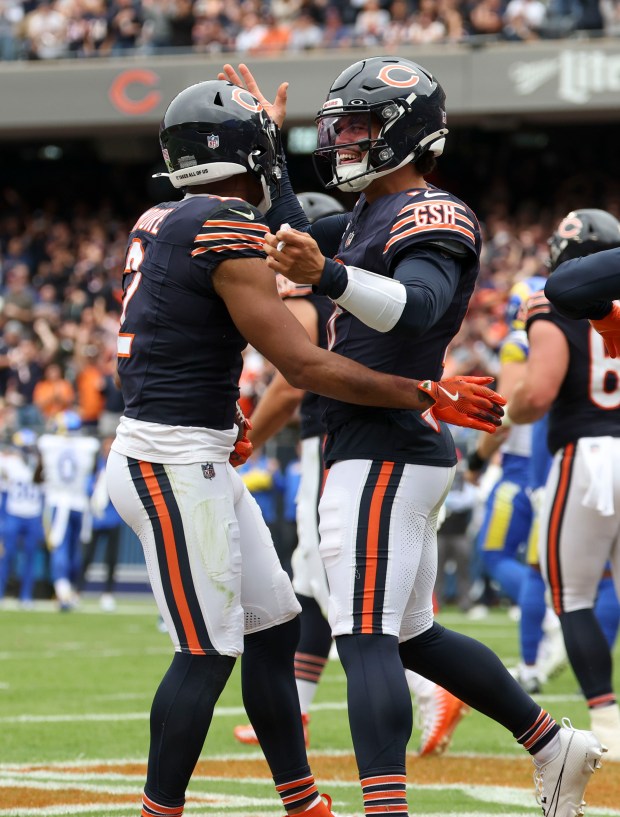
[533,718,606,816]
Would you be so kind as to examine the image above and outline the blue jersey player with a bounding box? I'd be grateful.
[107,79,505,817]
[221,58,604,817]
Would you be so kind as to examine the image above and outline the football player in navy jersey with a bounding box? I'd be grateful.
[233,193,469,758]
[107,79,506,817]
[545,239,620,359]
[508,208,620,761]
[219,59,605,817]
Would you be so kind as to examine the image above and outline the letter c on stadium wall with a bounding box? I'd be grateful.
[109,69,161,115]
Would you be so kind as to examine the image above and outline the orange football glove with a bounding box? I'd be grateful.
[230,404,253,467]
[418,376,506,434]
[590,302,620,358]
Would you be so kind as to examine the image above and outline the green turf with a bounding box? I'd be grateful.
[0,599,618,816]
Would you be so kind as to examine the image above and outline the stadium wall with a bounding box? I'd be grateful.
[2,40,620,138]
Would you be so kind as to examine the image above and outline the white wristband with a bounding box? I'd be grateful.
[334,265,407,333]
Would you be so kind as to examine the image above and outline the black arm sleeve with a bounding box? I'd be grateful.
[318,244,462,338]
[266,162,350,257]
[545,250,620,320]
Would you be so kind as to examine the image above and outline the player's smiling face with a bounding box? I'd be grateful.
[333,114,380,164]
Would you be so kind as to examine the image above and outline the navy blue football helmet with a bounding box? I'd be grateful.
[313,56,448,193]
[548,208,620,271]
[158,80,282,208]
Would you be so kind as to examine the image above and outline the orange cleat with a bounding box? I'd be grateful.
[417,686,469,756]
[234,713,311,747]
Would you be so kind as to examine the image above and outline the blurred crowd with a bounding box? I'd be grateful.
[0,159,617,606]
[1,176,618,440]
[0,0,616,62]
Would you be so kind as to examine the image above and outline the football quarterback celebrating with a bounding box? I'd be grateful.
[220,58,606,817]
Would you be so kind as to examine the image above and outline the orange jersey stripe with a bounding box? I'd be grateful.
[138,462,205,655]
[547,444,575,613]
[385,222,474,252]
[191,242,265,256]
[362,462,395,633]
[195,228,268,241]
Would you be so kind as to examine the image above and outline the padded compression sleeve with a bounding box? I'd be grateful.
[317,245,461,337]
[545,250,620,320]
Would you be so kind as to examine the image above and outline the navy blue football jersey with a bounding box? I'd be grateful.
[276,276,332,440]
[117,195,268,430]
[526,291,620,453]
[321,186,481,466]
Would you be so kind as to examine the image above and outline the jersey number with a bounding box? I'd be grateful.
[589,328,620,409]
[120,238,145,324]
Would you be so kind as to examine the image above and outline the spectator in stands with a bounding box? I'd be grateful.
[21,0,68,59]
[354,0,391,44]
[167,0,195,49]
[466,0,505,35]
[235,9,266,52]
[438,0,467,39]
[6,334,45,428]
[0,0,24,59]
[252,12,290,53]
[105,0,143,53]
[32,361,75,421]
[320,4,354,47]
[503,0,547,39]
[288,9,322,50]
[3,262,36,326]
[383,0,414,46]
[408,0,448,42]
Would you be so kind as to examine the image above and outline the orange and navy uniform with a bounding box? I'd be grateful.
[525,291,620,454]
[308,187,480,467]
[118,196,267,430]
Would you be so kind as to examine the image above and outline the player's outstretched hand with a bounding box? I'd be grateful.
[418,376,506,434]
[218,63,288,128]
[590,302,620,358]
[230,403,253,467]
[264,228,324,286]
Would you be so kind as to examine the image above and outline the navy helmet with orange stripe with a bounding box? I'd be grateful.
[547,208,620,271]
[313,56,448,193]
[157,80,282,209]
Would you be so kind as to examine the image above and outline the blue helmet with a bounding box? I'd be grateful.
[50,410,82,434]
[12,428,38,449]
[506,276,547,330]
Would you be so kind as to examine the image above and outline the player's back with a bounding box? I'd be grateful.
[3,455,43,518]
[37,434,100,510]
[117,195,267,431]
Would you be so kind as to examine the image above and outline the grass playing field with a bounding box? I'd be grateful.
[1,597,618,817]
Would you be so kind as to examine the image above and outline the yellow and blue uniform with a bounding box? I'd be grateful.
[476,327,533,603]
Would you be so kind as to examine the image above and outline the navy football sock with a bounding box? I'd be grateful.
[145,652,235,804]
[336,633,412,775]
[242,617,309,776]
[399,622,543,734]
